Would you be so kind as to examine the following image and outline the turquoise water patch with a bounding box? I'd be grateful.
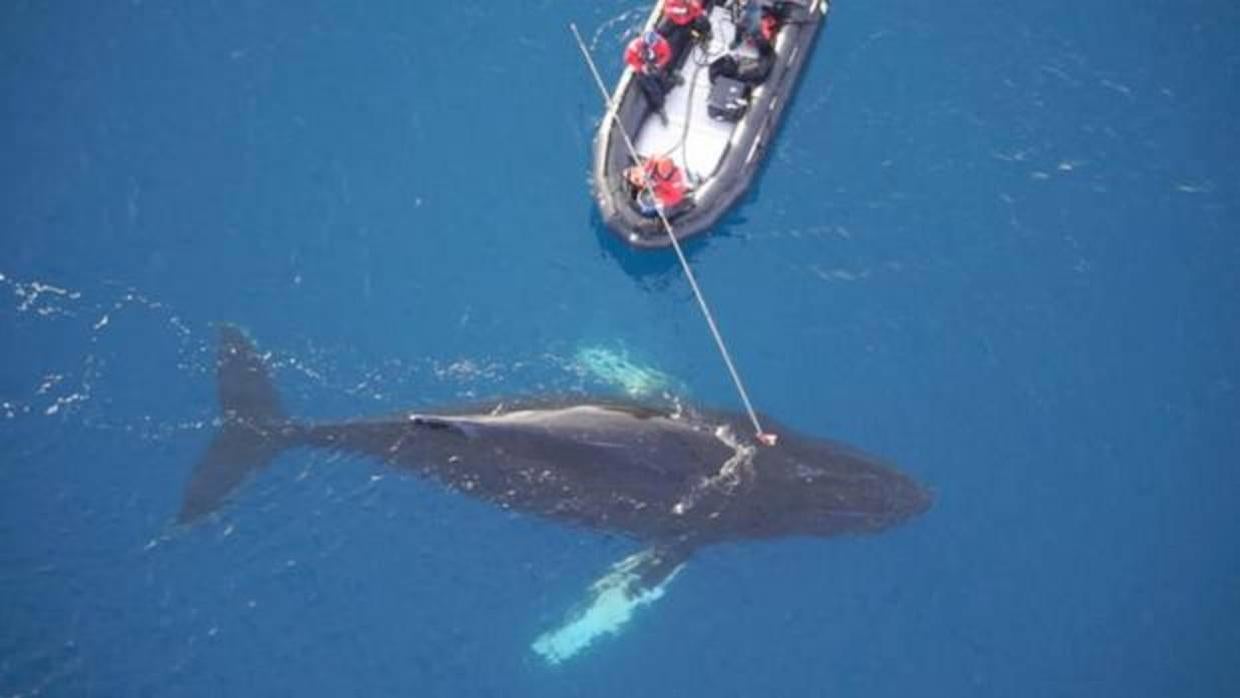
[571,345,679,399]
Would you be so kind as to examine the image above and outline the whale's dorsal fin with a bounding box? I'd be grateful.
[410,416,455,430]
[408,415,479,439]
[531,542,694,664]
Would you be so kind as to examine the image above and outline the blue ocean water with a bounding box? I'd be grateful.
[3,0,1238,695]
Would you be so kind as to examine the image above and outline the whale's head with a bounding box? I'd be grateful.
[743,430,932,538]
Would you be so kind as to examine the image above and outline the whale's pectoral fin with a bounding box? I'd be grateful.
[531,543,692,665]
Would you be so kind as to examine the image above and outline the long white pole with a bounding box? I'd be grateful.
[569,22,777,447]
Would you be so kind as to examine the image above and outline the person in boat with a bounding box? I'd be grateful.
[623,155,691,217]
[712,0,784,85]
[658,0,712,43]
[729,0,785,48]
[624,30,678,121]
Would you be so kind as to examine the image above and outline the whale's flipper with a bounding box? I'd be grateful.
[532,544,691,665]
[178,325,291,523]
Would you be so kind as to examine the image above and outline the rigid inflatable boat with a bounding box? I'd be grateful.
[592,0,830,248]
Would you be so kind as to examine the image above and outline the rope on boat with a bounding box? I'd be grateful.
[569,22,778,448]
[664,33,727,172]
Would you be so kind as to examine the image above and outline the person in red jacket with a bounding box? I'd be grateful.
[732,0,785,49]
[625,30,672,73]
[658,0,712,41]
[624,155,690,216]
[713,0,783,85]
[624,30,677,121]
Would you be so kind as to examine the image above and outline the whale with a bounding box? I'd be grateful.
[180,325,932,662]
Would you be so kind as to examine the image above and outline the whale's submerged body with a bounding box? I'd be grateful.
[181,326,931,663]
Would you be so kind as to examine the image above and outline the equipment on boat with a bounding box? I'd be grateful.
[707,76,750,121]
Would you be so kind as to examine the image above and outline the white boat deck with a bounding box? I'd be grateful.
[633,8,756,182]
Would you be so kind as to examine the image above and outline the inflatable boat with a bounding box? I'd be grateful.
[591,0,830,248]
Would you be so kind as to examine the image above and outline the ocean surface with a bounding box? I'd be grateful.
[3,1,1238,695]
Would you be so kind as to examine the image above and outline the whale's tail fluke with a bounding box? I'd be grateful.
[178,325,291,524]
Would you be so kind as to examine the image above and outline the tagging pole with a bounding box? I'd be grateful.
[569,23,777,447]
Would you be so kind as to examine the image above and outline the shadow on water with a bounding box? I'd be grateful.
[589,202,755,291]
[581,24,809,287]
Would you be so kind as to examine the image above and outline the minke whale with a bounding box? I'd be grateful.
[181,326,932,663]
